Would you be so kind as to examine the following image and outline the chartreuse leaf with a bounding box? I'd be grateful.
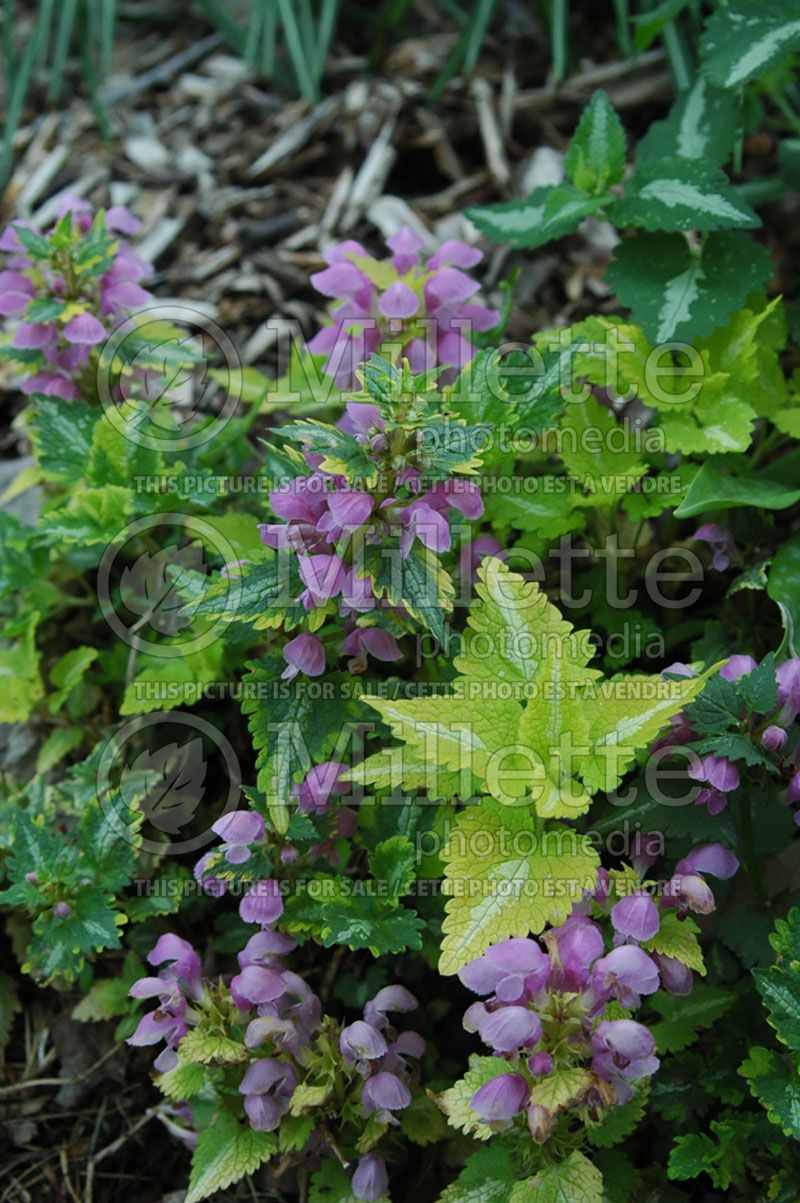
[636,76,741,166]
[642,910,705,975]
[558,396,647,502]
[528,1066,592,1112]
[156,1059,207,1103]
[439,799,600,975]
[564,90,626,195]
[0,617,43,722]
[511,1151,603,1203]
[607,231,773,343]
[613,158,759,232]
[465,184,610,250]
[578,662,720,795]
[188,552,305,632]
[454,556,590,686]
[700,0,800,88]
[185,1110,276,1203]
[741,1046,800,1139]
[361,692,523,798]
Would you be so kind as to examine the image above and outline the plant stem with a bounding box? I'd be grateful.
[735,791,769,905]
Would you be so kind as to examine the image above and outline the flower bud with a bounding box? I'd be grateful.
[762,725,788,753]
[526,1103,555,1144]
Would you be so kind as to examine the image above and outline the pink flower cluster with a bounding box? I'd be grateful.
[459,843,738,1139]
[308,229,499,386]
[0,195,151,400]
[258,404,484,681]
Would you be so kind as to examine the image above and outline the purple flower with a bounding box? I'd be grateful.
[243,1093,280,1131]
[550,916,604,992]
[458,937,550,1002]
[298,553,346,604]
[654,954,693,996]
[231,964,286,1010]
[364,985,418,1030]
[361,1071,411,1113]
[281,632,325,681]
[611,893,660,943]
[292,761,348,815]
[240,1058,296,1097]
[478,1006,541,1053]
[352,1153,389,1203]
[777,659,800,724]
[693,524,736,571]
[341,626,402,669]
[399,501,451,557]
[193,851,228,897]
[762,725,788,752]
[379,281,419,319]
[147,933,202,998]
[591,946,660,1007]
[428,239,483,270]
[63,312,106,345]
[238,929,297,970]
[211,811,265,864]
[688,753,739,793]
[720,654,758,681]
[470,1073,529,1121]
[340,1020,388,1063]
[675,843,739,880]
[667,873,715,914]
[239,879,284,926]
[527,1052,554,1076]
[592,1019,659,1082]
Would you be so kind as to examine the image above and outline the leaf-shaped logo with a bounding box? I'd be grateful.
[118,333,209,428]
[120,738,207,834]
[119,540,207,635]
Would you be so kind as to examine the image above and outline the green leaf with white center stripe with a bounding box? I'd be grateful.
[700,0,800,89]
[466,184,610,250]
[637,76,741,167]
[613,159,759,232]
[607,230,774,343]
[565,90,626,194]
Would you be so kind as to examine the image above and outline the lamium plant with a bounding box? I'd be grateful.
[2,3,800,1197]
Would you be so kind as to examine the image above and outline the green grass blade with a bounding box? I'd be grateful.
[48,0,78,103]
[0,0,56,188]
[277,0,319,103]
[550,0,569,82]
[428,0,497,104]
[315,0,339,86]
[244,0,266,70]
[612,0,633,58]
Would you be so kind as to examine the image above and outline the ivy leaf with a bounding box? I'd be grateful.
[185,1111,276,1203]
[465,184,609,250]
[436,1145,516,1202]
[637,76,741,166]
[613,159,759,232]
[607,231,773,343]
[741,1046,800,1139]
[439,800,600,975]
[753,964,800,1053]
[511,1151,603,1203]
[648,984,736,1054]
[280,418,378,485]
[700,0,800,88]
[565,90,626,194]
[368,835,416,900]
[361,538,454,646]
[29,395,98,485]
